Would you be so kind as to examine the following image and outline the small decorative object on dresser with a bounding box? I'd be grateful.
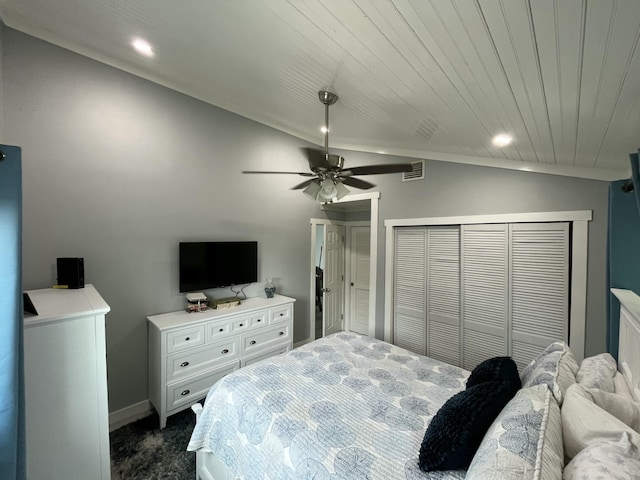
[147,294,295,428]
[264,277,276,298]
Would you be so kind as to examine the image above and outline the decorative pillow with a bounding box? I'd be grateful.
[563,432,640,480]
[520,341,579,405]
[466,356,521,394]
[419,381,517,471]
[465,384,563,480]
[561,383,640,460]
[576,353,617,393]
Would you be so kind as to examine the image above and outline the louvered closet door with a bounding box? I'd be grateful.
[427,226,461,366]
[461,224,509,370]
[510,223,569,371]
[394,228,427,355]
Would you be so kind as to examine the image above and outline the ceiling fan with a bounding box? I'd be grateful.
[242,90,414,203]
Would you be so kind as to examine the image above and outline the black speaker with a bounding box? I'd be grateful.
[56,257,84,289]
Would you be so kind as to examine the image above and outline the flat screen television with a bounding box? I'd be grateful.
[179,241,258,292]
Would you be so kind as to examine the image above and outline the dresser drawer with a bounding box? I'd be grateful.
[241,323,290,354]
[205,320,232,342]
[166,338,239,382]
[269,303,293,324]
[166,325,205,353]
[229,310,268,333]
[166,363,238,412]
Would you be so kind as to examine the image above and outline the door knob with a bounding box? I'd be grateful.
[321,288,331,293]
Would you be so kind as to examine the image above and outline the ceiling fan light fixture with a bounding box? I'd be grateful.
[303,178,350,203]
[334,181,350,200]
[318,179,338,201]
[302,181,322,201]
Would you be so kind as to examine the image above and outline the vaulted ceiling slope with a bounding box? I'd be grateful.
[1,0,639,180]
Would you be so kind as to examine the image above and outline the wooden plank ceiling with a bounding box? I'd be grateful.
[1,0,639,180]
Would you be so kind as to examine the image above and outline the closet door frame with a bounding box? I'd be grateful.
[384,210,592,361]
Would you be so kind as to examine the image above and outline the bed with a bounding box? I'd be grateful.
[187,288,640,479]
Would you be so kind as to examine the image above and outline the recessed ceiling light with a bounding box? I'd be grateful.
[132,38,154,57]
[492,134,513,147]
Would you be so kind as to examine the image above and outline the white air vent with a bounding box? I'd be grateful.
[402,160,425,182]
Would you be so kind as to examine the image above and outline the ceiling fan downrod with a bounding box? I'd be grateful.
[318,90,338,158]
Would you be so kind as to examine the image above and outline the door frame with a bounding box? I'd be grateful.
[307,192,380,344]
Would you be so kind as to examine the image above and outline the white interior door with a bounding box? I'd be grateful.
[349,226,370,335]
[323,224,344,336]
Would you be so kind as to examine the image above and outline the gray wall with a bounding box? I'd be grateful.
[338,150,609,357]
[3,29,325,412]
[3,27,610,414]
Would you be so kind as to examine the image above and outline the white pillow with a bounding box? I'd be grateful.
[576,353,617,393]
[587,387,640,431]
[615,371,634,400]
[563,432,640,480]
[561,383,640,460]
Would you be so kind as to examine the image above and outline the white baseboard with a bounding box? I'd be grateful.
[109,400,154,432]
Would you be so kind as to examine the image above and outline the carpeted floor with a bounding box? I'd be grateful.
[110,407,197,480]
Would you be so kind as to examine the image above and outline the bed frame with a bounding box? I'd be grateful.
[612,288,640,401]
[190,403,236,480]
[191,288,640,480]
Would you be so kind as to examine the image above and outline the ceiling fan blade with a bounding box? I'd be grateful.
[291,178,318,190]
[339,176,376,190]
[343,163,414,175]
[242,170,315,176]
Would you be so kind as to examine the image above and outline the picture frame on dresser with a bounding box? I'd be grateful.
[147,294,295,429]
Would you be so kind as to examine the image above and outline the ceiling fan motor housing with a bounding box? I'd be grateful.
[309,153,344,173]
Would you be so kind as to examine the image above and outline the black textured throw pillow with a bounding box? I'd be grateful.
[466,356,521,394]
[418,380,516,472]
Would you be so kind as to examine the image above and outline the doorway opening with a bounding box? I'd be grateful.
[308,192,380,344]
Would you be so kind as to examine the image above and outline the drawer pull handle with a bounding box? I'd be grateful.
[239,323,244,327]
[279,331,284,336]
[250,340,256,345]
[185,337,190,341]
[181,389,190,396]
[180,361,189,368]
[257,319,262,323]
[221,349,229,354]
[279,313,284,317]
[219,328,224,332]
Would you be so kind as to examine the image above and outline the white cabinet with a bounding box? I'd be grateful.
[24,285,111,480]
[148,295,295,428]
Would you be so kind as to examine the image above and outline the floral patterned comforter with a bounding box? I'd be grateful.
[187,332,469,479]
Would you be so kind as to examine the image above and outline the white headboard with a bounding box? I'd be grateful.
[611,288,640,401]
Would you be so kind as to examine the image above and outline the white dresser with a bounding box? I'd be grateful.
[148,294,295,428]
[24,284,111,480]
